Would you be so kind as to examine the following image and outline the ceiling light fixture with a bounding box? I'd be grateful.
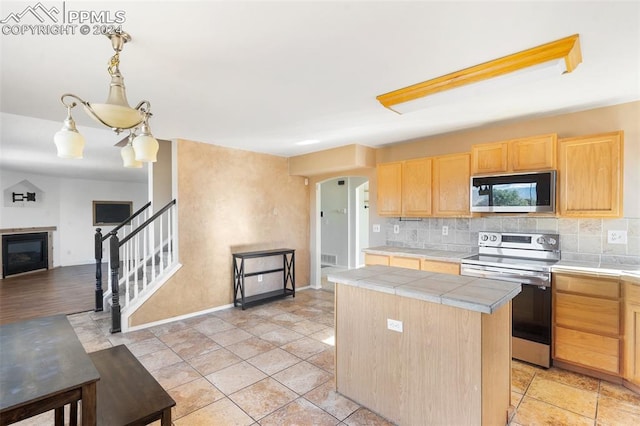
[54,30,159,162]
[377,34,582,114]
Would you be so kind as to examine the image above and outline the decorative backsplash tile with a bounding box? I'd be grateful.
[382,216,640,266]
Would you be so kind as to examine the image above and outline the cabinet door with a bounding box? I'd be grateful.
[554,326,620,374]
[402,158,432,216]
[421,260,460,275]
[365,254,390,266]
[510,134,557,171]
[555,292,620,336]
[558,132,623,217]
[390,256,421,270]
[471,142,508,174]
[377,162,402,216]
[624,283,640,385]
[432,153,470,217]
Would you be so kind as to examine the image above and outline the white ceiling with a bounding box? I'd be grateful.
[1,1,639,183]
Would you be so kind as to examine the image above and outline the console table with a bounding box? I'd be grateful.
[233,248,295,310]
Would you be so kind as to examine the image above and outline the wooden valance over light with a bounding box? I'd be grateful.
[377,34,582,113]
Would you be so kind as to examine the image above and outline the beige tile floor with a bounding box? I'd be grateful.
[14,288,640,425]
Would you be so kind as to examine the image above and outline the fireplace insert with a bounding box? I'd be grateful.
[2,232,48,278]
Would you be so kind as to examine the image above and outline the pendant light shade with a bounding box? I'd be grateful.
[132,119,159,162]
[54,109,85,159]
[121,134,143,168]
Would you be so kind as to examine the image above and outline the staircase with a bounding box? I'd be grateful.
[95,199,178,333]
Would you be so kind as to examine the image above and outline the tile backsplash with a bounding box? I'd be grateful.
[382,216,640,266]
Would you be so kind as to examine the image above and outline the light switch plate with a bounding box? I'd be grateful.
[608,230,627,244]
[373,224,381,233]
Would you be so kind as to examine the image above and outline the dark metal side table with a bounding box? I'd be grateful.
[233,248,295,310]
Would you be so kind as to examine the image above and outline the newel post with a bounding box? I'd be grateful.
[94,228,103,311]
[110,233,121,333]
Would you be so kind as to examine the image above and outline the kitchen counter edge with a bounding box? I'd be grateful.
[327,265,520,315]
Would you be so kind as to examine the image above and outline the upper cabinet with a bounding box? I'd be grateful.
[558,131,623,218]
[401,158,432,217]
[471,134,557,175]
[432,153,471,217]
[377,158,432,217]
[377,162,402,216]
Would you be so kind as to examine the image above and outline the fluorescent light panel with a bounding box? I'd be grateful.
[377,34,582,114]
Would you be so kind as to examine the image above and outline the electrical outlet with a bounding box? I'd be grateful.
[373,224,381,233]
[393,225,400,234]
[608,230,627,244]
[442,225,449,236]
[257,274,263,282]
[387,319,403,333]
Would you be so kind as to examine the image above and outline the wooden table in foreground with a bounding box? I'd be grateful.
[0,315,99,426]
[328,266,520,426]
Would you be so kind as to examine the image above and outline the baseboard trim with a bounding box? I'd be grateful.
[126,284,313,333]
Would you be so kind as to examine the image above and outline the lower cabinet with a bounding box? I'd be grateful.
[553,273,622,376]
[624,281,640,386]
[389,256,421,270]
[365,253,459,275]
[364,253,390,266]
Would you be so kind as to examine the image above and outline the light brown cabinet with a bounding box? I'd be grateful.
[401,158,432,217]
[364,253,390,266]
[557,131,623,218]
[432,153,470,217]
[376,162,402,216]
[553,273,622,376]
[365,253,459,275]
[624,281,640,387]
[376,159,432,217]
[471,134,556,175]
[421,259,460,275]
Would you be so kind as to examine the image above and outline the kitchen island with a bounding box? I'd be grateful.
[327,265,521,426]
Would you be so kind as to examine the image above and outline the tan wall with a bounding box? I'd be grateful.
[376,101,640,217]
[130,139,310,326]
[289,144,376,176]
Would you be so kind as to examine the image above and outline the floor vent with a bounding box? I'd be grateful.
[321,253,337,266]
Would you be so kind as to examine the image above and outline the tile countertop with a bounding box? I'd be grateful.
[363,246,471,262]
[552,260,640,283]
[327,265,521,315]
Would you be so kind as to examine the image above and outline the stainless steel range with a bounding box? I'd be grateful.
[461,231,560,368]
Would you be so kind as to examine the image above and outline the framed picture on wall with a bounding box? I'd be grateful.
[92,201,133,226]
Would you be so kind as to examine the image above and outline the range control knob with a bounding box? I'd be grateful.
[489,235,498,242]
[537,237,546,245]
[548,237,557,245]
[480,234,489,241]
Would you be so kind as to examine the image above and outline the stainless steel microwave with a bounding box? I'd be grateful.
[470,171,556,213]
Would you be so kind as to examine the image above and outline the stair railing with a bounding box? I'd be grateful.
[94,201,151,311]
[108,199,177,333]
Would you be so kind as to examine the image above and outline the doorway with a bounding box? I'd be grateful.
[318,177,369,291]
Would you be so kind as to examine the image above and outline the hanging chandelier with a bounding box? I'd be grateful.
[54,30,159,166]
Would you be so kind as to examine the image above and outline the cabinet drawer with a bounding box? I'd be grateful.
[365,254,389,266]
[555,293,620,335]
[390,256,421,270]
[555,274,620,299]
[421,260,460,275]
[554,326,620,375]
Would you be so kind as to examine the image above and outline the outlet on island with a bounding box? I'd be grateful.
[257,274,263,282]
[387,318,403,333]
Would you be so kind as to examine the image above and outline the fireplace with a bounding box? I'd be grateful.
[2,232,49,278]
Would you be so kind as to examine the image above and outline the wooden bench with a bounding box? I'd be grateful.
[88,345,175,426]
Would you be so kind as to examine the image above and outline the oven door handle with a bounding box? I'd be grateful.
[460,265,549,287]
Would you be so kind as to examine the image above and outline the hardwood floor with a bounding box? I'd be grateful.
[0,264,105,325]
